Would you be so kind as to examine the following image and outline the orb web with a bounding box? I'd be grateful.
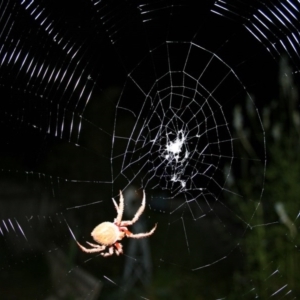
[112,41,260,221]
[0,0,299,299]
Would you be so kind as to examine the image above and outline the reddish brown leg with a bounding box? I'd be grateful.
[119,226,132,236]
[114,242,123,255]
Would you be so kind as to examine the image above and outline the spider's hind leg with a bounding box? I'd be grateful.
[86,241,105,249]
[76,241,106,253]
[114,242,123,255]
[101,246,115,257]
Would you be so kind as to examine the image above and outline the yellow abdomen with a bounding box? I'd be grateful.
[91,222,119,246]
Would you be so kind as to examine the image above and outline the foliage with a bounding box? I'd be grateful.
[229,56,300,298]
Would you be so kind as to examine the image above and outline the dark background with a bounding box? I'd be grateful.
[0,0,299,299]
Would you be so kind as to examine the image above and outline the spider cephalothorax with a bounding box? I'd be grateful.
[76,190,157,257]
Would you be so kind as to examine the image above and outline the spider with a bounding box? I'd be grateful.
[76,190,157,257]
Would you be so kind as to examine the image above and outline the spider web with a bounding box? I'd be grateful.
[0,0,299,299]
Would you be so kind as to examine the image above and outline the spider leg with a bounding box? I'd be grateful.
[114,190,124,225]
[114,242,123,255]
[86,241,105,249]
[76,241,106,253]
[111,197,119,213]
[101,246,115,257]
[125,223,157,239]
[119,190,146,226]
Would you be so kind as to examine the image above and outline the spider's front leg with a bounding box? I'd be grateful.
[119,226,132,236]
[119,190,146,226]
[124,223,157,239]
[112,190,125,226]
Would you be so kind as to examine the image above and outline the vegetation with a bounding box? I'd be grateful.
[228,56,300,299]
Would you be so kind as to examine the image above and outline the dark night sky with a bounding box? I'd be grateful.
[0,1,299,299]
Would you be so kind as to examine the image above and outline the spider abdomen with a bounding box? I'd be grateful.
[91,222,119,246]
